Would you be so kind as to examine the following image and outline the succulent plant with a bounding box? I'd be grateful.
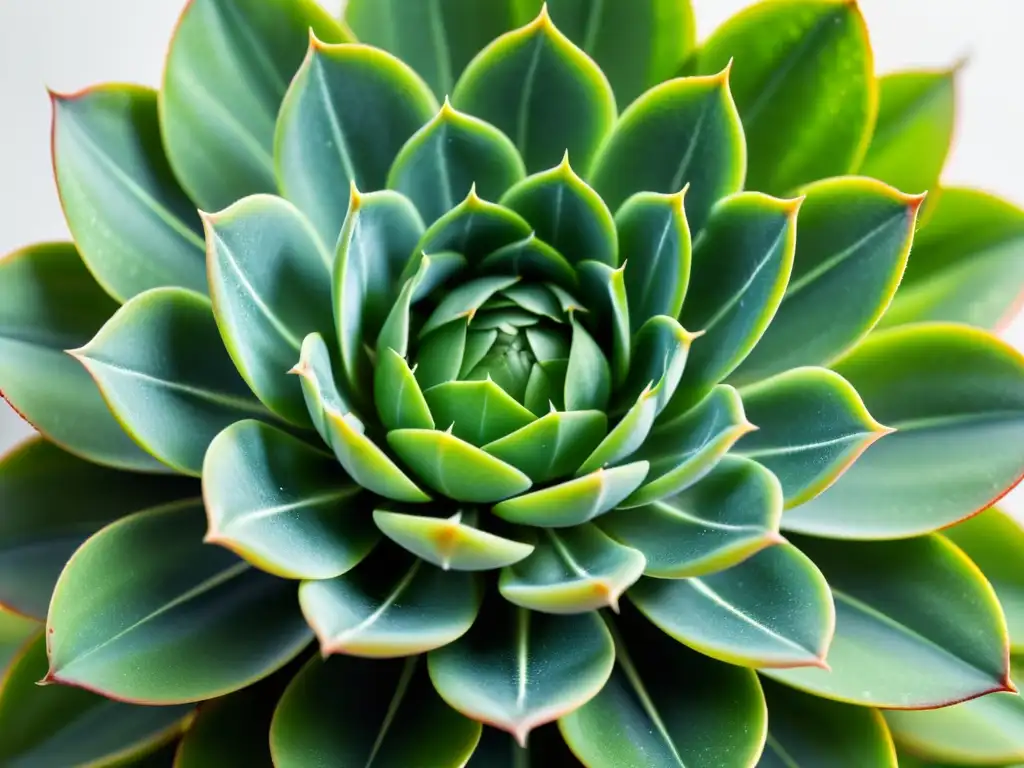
[1,0,1024,765]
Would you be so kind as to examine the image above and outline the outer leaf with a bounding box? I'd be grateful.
[735,367,889,507]
[0,438,193,620]
[428,594,615,745]
[560,605,767,768]
[299,545,480,657]
[425,379,536,446]
[204,194,334,426]
[500,525,646,614]
[518,0,697,107]
[692,0,875,195]
[731,177,923,384]
[667,193,799,416]
[881,187,1024,330]
[276,41,437,244]
[0,634,191,768]
[72,287,270,476]
[203,420,378,580]
[944,508,1024,651]
[885,656,1024,765]
[859,67,958,195]
[388,428,533,502]
[599,456,783,578]
[765,533,1013,708]
[52,85,206,300]
[374,509,534,571]
[624,385,753,508]
[617,189,691,330]
[47,501,312,704]
[0,243,164,471]
[466,724,584,767]
[630,543,834,669]
[345,0,517,99]
[388,100,525,224]
[577,261,630,386]
[375,348,435,431]
[272,655,480,767]
[500,154,617,266]
[493,462,649,527]
[784,324,1024,539]
[161,0,348,211]
[451,6,617,174]
[756,678,898,768]
[0,611,37,673]
[482,409,607,483]
[588,68,745,233]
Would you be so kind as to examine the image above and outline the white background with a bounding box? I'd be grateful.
[0,0,1021,514]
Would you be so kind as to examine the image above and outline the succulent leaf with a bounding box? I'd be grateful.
[479,235,579,289]
[424,379,536,446]
[563,317,611,412]
[0,611,37,673]
[482,409,608,483]
[576,261,630,386]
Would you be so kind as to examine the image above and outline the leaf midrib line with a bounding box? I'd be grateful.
[634,208,678,321]
[652,499,768,534]
[886,410,1024,432]
[328,560,422,647]
[764,734,802,768]
[365,656,417,768]
[738,430,872,459]
[670,90,712,193]
[219,488,357,533]
[547,529,592,581]
[582,0,606,53]
[313,56,358,185]
[514,34,546,157]
[212,0,289,98]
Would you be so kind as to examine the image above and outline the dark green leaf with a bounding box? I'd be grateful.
[766,534,1013,707]
[429,594,614,745]
[73,287,270,476]
[299,545,480,657]
[162,0,348,211]
[415,318,470,391]
[204,194,334,426]
[482,409,607,483]
[47,501,312,703]
[0,243,164,471]
[421,275,521,337]
[692,0,875,195]
[375,348,435,431]
[564,317,611,411]
[466,724,584,767]
[0,611,37,673]
[271,655,481,767]
[425,379,537,445]
[588,68,745,233]
[523,360,569,415]
[52,84,205,300]
[577,260,630,386]
[784,324,1024,538]
[379,252,465,358]
[599,456,783,578]
[451,6,616,173]
[479,234,579,289]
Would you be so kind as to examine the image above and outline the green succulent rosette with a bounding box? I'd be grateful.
[1,0,1023,766]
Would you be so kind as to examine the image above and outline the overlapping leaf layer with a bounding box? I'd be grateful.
[1,0,1023,766]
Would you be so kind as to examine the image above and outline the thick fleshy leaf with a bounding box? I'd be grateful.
[379,253,464,358]
[52,85,205,300]
[275,40,437,244]
[493,462,649,527]
[518,0,697,107]
[299,545,480,657]
[375,348,435,431]
[667,193,799,416]
[479,234,579,289]
[451,6,616,174]
[0,634,191,767]
[630,543,834,668]
[425,379,536,446]
[765,533,1013,707]
[0,243,164,471]
[0,438,193,620]
[334,189,425,399]
[881,188,1024,330]
[272,655,480,767]
[756,678,898,768]
[693,0,875,195]
[617,189,691,330]
[577,261,630,386]
[625,385,753,508]
[731,177,922,383]
[859,67,958,196]
[885,656,1024,765]
[736,367,889,507]
[482,409,607,483]
[203,420,377,580]
[500,155,617,266]
[421,275,521,337]
[560,317,610,413]
[47,501,312,704]
[204,194,334,426]
[428,594,614,745]
[560,605,767,768]
[0,611,37,673]
[599,456,783,578]
[388,428,533,502]
[467,724,584,767]
[944,508,1024,651]
[783,324,1024,539]
[72,288,270,476]
[388,100,525,224]
[588,68,745,233]
[415,319,470,391]
[293,333,430,503]
[500,525,645,614]
[374,509,533,571]
[524,360,569,415]
[161,0,347,211]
